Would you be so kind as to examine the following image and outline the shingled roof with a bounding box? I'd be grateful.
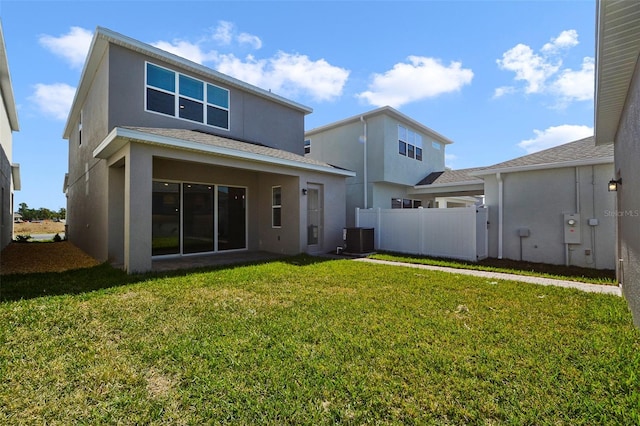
[416,167,485,186]
[93,127,355,177]
[472,136,612,175]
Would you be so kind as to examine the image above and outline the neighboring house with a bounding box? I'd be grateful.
[413,167,485,207]
[413,137,615,270]
[305,106,453,226]
[472,137,615,269]
[62,27,353,273]
[595,0,640,323]
[0,22,20,251]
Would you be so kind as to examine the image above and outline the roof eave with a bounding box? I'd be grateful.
[470,157,614,176]
[94,127,355,177]
[0,22,19,131]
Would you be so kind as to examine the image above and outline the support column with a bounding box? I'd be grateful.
[124,144,153,273]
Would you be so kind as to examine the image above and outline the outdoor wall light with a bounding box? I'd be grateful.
[302,188,308,195]
[608,178,622,192]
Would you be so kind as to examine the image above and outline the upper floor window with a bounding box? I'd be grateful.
[304,139,311,154]
[398,125,422,162]
[146,62,230,130]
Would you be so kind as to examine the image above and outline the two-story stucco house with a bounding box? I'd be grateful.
[595,0,640,325]
[305,106,453,226]
[63,27,353,273]
[0,22,20,251]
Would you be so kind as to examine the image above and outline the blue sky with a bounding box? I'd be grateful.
[2,0,596,211]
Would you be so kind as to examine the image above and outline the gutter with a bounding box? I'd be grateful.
[497,172,503,259]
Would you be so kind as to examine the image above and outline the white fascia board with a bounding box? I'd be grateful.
[0,22,19,131]
[94,128,356,178]
[470,157,614,177]
[11,163,20,190]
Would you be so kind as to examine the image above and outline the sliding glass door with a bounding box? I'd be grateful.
[153,181,246,256]
[218,186,246,250]
[152,182,181,256]
[183,184,214,254]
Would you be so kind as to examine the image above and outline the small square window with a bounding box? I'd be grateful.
[179,74,204,100]
[147,88,175,116]
[207,84,229,109]
[403,199,412,209]
[179,97,204,122]
[147,63,175,92]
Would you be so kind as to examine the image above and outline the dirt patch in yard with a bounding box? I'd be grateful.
[1,241,100,275]
[13,220,66,236]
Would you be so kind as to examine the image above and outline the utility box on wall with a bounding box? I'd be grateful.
[563,213,581,244]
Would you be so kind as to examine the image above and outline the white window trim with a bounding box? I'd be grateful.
[145,61,231,131]
[272,185,282,228]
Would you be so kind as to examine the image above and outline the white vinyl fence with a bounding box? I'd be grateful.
[356,207,488,262]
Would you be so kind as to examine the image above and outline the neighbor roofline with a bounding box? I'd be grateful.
[305,105,454,145]
[0,21,19,131]
[94,127,356,177]
[470,156,614,177]
[63,26,313,139]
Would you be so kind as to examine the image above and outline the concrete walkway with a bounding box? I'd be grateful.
[353,258,622,296]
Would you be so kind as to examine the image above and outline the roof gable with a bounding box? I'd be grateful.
[63,27,312,139]
[305,106,454,145]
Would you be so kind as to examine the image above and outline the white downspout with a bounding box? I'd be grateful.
[497,172,503,259]
[360,116,368,209]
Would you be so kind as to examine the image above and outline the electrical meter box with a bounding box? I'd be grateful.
[563,213,581,244]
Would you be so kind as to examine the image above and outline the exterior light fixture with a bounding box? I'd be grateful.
[608,178,622,192]
[302,188,308,195]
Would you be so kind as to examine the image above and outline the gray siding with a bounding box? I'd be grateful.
[483,165,615,269]
[66,47,111,261]
[615,57,640,326]
[107,45,306,154]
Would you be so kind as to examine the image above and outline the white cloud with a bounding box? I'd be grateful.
[496,29,593,106]
[497,44,559,94]
[213,21,234,45]
[551,57,595,104]
[29,83,76,120]
[493,85,516,99]
[211,21,262,49]
[39,27,93,69]
[518,124,593,154]
[216,52,350,102]
[152,39,218,65]
[237,32,262,50]
[357,56,473,108]
[541,29,579,54]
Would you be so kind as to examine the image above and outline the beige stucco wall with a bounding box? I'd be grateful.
[483,164,615,269]
[614,55,640,326]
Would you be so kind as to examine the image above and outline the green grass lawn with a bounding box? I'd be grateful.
[1,256,639,424]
